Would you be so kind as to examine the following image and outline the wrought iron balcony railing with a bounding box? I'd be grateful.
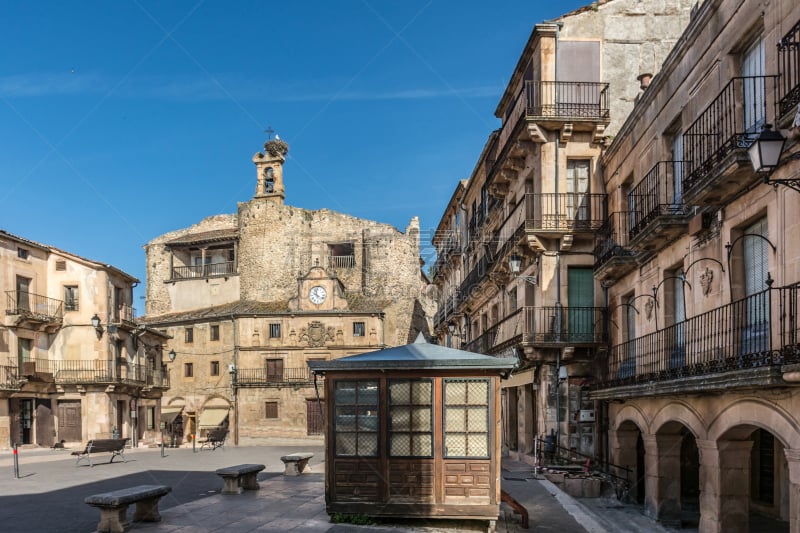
[594,212,637,272]
[526,80,610,121]
[522,306,608,346]
[329,255,356,269]
[171,261,237,280]
[778,20,800,118]
[526,193,607,233]
[628,161,692,240]
[596,285,800,390]
[234,367,322,387]
[5,291,63,323]
[0,365,20,390]
[683,75,777,195]
[434,293,462,329]
[16,358,168,388]
[463,309,524,355]
[459,255,491,301]
[112,304,136,326]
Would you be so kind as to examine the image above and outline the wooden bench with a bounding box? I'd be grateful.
[72,438,128,467]
[280,452,313,476]
[85,484,171,533]
[501,489,529,529]
[214,463,265,494]
[198,428,228,451]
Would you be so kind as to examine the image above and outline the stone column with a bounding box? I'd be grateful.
[610,428,640,500]
[784,448,800,533]
[643,434,683,526]
[697,439,753,533]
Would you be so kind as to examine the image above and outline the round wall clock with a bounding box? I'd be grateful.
[309,285,327,304]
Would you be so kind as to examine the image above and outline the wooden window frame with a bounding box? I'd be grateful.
[333,380,379,457]
[265,401,279,419]
[210,324,220,342]
[184,362,194,378]
[185,327,194,344]
[388,378,433,458]
[443,378,490,459]
[210,361,220,376]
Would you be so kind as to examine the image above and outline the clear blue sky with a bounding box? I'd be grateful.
[2,0,588,308]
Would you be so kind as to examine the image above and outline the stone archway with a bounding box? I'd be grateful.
[610,411,647,506]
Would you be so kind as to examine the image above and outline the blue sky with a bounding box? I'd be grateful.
[2,0,588,308]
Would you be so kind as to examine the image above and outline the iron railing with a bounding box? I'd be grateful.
[329,255,356,269]
[593,212,637,270]
[16,358,169,387]
[683,75,777,193]
[459,255,491,300]
[235,367,321,386]
[526,81,610,120]
[522,306,608,345]
[526,193,607,233]
[464,309,524,354]
[778,20,800,118]
[628,161,691,238]
[597,285,800,389]
[434,293,462,329]
[5,291,63,322]
[0,365,20,390]
[171,261,237,280]
[112,304,136,326]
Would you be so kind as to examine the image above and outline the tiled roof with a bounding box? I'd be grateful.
[166,228,238,247]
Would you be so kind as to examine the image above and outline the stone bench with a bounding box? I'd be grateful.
[85,484,171,533]
[214,463,265,494]
[280,452,313,476]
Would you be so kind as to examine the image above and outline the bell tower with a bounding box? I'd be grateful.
[252,135,289,204]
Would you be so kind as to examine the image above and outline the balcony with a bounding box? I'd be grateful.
[171,261,237,281]
[682,75,778,205]
[234,367,321,387]
[594,213,638,282]
[0,364,20,390]
[522,306,608,348]
[329,255,356,269]
[434,293,462,329]
[5,291,63,330]
[112,304,137,330]
[628,161,692,252]
[17,358,169,388]
[463,309,524,355]
[458,255,491,304]
[526,81,610,123]
[592,285,800,399]
[778,20,800,120]
[525,193,606,236]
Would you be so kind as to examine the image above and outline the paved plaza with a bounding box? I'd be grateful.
[0,442,683,533]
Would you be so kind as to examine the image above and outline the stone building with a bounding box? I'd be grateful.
[142,137,430,445]
[592,0,800,530]
[431,0,695,463]
[0,230,170,450]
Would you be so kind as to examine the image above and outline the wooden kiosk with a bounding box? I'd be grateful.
[308,336,516,529]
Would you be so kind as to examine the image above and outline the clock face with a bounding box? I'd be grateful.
[309,285,327,304]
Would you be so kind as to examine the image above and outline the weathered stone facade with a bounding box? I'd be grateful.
[592,0,800,530]
[431,0,695,465]
[0,230,169,450]
[143,138,431,444]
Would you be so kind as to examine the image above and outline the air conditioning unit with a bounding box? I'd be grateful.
[579,410,595,422]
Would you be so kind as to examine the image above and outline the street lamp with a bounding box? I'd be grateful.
[91,313,103,336]
[168,349,176,362]
[748,124,800,192]
[509,252,538,285]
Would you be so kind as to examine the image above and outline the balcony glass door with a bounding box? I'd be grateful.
[567,267,594,342]
[742,217,770,356]
[567,160,590,227]
[742,37,766,134]
[670,277,686,369]
[16,276,31,311]
[672,134,684,207]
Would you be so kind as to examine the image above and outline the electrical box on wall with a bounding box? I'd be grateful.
[579,410,595,422]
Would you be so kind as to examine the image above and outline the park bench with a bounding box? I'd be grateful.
[85,484,171,533]
[280,452,313,476]
[214,463,266,494]
[72,438,128,467]
[198,428,228,451]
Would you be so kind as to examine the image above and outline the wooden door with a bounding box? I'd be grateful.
[58,401,82,442]
[36,399,54,447]
[567,267,594,342]
[306,398,323,435]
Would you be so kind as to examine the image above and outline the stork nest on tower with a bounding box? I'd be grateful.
[264,138,289,157]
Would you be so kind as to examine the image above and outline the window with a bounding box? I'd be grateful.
[17,248,29,259]
[328,242,355,269]
[443,378,489,458]
[266,358,284,381]
[210,361,220,376]
[742,36,766,133]
[265,401,279,419]
[334,380,379,457]
[508,288,518,314]
[147,407,155,430]
[185,328,194,344]
[269,323,281,338]
[55,260,66,271]
[389,379,433,457]
[210,325,220,341]
[64,286,79,312]
[566,160,591,222]
[353,322,365,337]
[184,363,193,378]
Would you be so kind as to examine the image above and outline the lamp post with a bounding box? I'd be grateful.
[748,124,800,192]
[509,253,538,285]
[91,314,103,337]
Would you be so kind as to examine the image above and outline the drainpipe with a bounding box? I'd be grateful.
[231,313,238,446]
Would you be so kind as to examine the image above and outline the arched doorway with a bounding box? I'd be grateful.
[650,421,699,528]
[613,420,646,505]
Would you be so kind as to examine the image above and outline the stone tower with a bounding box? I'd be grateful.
[252,136,289,203]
